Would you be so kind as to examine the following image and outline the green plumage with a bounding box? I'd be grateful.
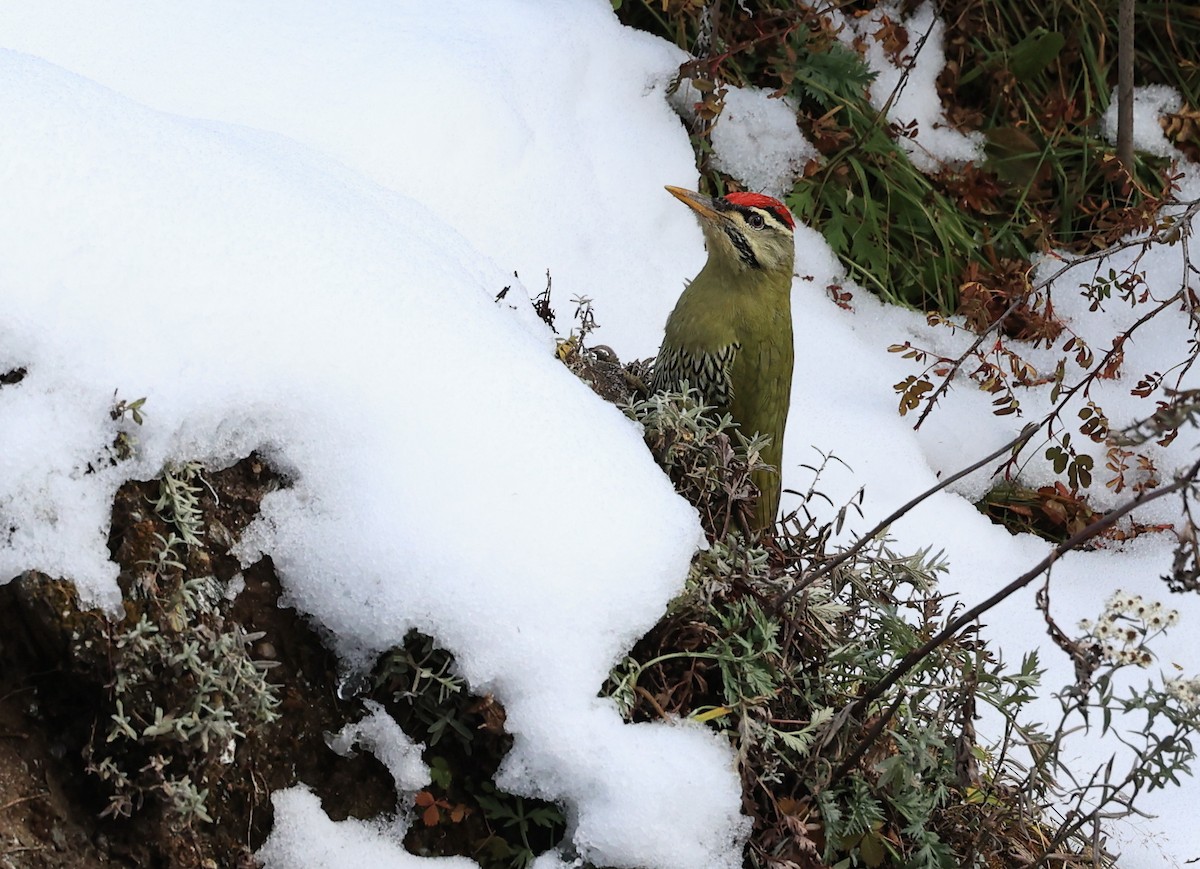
[653,188,795,530]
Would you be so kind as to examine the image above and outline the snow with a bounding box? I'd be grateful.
[838,1,985,171]
[708,86,815,198]
[260,786,476,869]
[326,701,430,795]
[1,2,1198,868]
[1102,84,1186,158]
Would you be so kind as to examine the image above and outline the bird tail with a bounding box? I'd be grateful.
[751,465,780,532]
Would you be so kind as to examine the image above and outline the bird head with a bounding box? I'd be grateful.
[666,185,795,275]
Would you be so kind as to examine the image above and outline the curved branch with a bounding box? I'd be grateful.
[912,197,1200,431]
[772,423,1039,613]
[851,454,1200,717]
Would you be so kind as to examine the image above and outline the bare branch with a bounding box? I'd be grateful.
[772,423,1039,612]
[851,454,1200,717]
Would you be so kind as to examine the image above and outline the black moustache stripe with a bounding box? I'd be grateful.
[723,225,760,269]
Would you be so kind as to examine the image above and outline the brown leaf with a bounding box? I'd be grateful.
[421,804,440,827]
[871,14,908,62]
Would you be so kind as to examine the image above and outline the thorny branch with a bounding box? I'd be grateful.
[772,422,1039,612]
[850,453,1200,718]
[911,196,1200,432]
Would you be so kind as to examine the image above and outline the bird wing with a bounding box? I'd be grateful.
[651,341,740,412]
[729,321,794,528]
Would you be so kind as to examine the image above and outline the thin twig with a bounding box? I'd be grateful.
[772,423,1038,612]
[635,685,671,721]
[825,690,906,786]
[851,454,1200,717]
[0,792,48,812]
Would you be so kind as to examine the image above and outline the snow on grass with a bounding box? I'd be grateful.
[836,1,984,171]
[1102,84,1186,158]
[2,2,1200,867]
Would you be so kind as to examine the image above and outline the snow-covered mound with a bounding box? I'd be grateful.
[2,2,1199,866]
[0,11,746,868]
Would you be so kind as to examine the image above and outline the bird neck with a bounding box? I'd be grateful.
[695,251,793,305]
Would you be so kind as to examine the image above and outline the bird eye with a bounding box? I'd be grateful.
[747,213,765,229]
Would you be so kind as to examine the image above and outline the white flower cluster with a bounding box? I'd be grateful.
[1076,590,1180,668]
[1166,677,1200,711]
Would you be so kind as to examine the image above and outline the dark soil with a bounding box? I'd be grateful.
[0,456,397,868]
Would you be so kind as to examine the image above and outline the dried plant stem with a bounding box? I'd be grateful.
[1116,0,1135,174]
[772,423,1039,612]
[852,454,1200,717]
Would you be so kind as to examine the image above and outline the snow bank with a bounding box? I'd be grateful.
[0,0,698,358]
[4,1,1200,866]
[0,12,747,867]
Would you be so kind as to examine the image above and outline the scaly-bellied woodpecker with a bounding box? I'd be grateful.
[652,185,795,530]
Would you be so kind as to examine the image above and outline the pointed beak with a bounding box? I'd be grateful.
[665,185,722,224]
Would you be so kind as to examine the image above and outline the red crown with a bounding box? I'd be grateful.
[724,192,794,230]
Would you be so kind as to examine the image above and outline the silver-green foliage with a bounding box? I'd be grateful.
[622,387,768,534]
[149,461,209,548]
[88,500,279,827]
[610,387,1195,868]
